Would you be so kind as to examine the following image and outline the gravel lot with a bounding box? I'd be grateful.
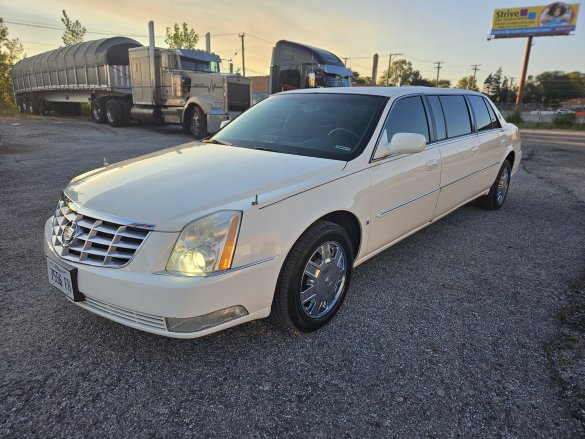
[1,117,584,438]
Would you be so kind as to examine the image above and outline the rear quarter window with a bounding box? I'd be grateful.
[468,95,492,131]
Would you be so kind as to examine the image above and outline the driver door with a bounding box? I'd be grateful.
[366,95,441,254]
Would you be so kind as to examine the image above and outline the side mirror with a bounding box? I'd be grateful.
[375,132,426,159]
[388,132,426,155]
[307,71,316,88]
[220,120,231,129]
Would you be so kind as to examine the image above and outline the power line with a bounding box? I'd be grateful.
[246,33,274,45]
[4,18,239,39]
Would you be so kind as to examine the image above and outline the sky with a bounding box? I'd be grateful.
[1,0,584,86]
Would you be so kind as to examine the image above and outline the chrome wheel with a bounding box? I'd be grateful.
[190,111,200,137]
[300,241,347,319]
[496,166,510,205]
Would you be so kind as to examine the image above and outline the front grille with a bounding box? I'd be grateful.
[81,295,167,332]
[227,81,251,111]
[51,194,151,267]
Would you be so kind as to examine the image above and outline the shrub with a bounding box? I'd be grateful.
[552,113,576,128]
[506,110,523,124]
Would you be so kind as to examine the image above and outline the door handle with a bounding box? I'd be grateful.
[426,159,438,171]
[470,145,479,153]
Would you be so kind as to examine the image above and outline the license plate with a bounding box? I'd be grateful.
[47,257,83,302]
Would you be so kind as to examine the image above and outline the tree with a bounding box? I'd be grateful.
[437,79,451,88]
[352,71,371,85]
[0,18,24,107]
[456,75,478,91]
[378,59,423,86]
[483,67,503,99]
[165,23,199,49]
[61,10,86,46]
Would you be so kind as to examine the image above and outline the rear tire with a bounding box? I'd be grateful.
[91,99,107,123]
[475,160,512,210]
[118,100,131,126]
[271,220,353,333]
[105,99,124,127]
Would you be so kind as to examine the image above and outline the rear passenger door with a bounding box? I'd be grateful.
[467,95,507,189]
[367,95,441,254]
[431,95,483,218]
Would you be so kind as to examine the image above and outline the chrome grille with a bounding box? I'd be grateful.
[51,194,151,267]
[81,295,167,332]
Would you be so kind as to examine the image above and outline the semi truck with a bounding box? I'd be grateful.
[11,21,252,139]
[269,40,353,94]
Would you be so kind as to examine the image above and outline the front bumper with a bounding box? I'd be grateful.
[44,218,283,338]
[206,109,242,133]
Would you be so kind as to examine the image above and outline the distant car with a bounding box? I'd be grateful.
[555,109,576,114]
[45,87,522,338]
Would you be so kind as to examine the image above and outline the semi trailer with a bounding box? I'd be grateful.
[11,21,252,139]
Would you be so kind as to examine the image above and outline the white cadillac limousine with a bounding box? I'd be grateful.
[45,87,521,338]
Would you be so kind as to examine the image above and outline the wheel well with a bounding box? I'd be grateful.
[318,211,362,258]
[506,151,515,168]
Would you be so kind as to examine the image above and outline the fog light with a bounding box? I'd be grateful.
[165,305,248,333]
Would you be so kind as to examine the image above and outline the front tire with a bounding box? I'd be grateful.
[184,105,207,139]
[271,221,353,333]
[475,160,512,210]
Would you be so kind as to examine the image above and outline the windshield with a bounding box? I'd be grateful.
[212,93,387,161]
[180,56,220,73]
[324,74,352,87]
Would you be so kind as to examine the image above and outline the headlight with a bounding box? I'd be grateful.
[165,211,241,276]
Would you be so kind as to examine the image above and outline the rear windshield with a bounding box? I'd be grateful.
[212,93,387,161]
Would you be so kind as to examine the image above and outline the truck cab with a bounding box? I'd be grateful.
[129,46,251,138]
[269,40,352,94]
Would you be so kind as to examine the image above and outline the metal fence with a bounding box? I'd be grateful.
[495,103,585,126]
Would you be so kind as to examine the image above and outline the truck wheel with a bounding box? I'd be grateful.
[187,106,208,140]
[118,100,131,126]
[91,99,107,123]
[105,99,124,127]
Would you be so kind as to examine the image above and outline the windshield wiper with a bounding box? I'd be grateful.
[202,138,233,146]
[253,146,277,152]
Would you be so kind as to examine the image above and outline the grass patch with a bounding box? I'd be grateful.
[515,121,585,131]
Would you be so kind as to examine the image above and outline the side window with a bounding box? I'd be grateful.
[439,95,472,138]
[468,95,492,131]
[483,97,502,129]
[384,96,429,144]
[427,96,447,141]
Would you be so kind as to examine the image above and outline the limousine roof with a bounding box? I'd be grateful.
[281,86,486,99]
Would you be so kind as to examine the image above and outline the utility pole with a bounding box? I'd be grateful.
[239,33,246,76]
[342,57,349,67]
[471,64,481,89]
[386,53,403,86]
[434,61,443,87]
[371,53,379,86]
[516,36,533,106]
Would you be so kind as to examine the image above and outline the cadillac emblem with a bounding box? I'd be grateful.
[62,222,79,247]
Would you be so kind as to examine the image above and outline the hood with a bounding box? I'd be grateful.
[65,142,346,231]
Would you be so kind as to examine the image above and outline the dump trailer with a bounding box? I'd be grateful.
[11,22,252,139]
[269,40,352,94]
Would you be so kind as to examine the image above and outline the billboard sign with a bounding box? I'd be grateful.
[491,2,579,38]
